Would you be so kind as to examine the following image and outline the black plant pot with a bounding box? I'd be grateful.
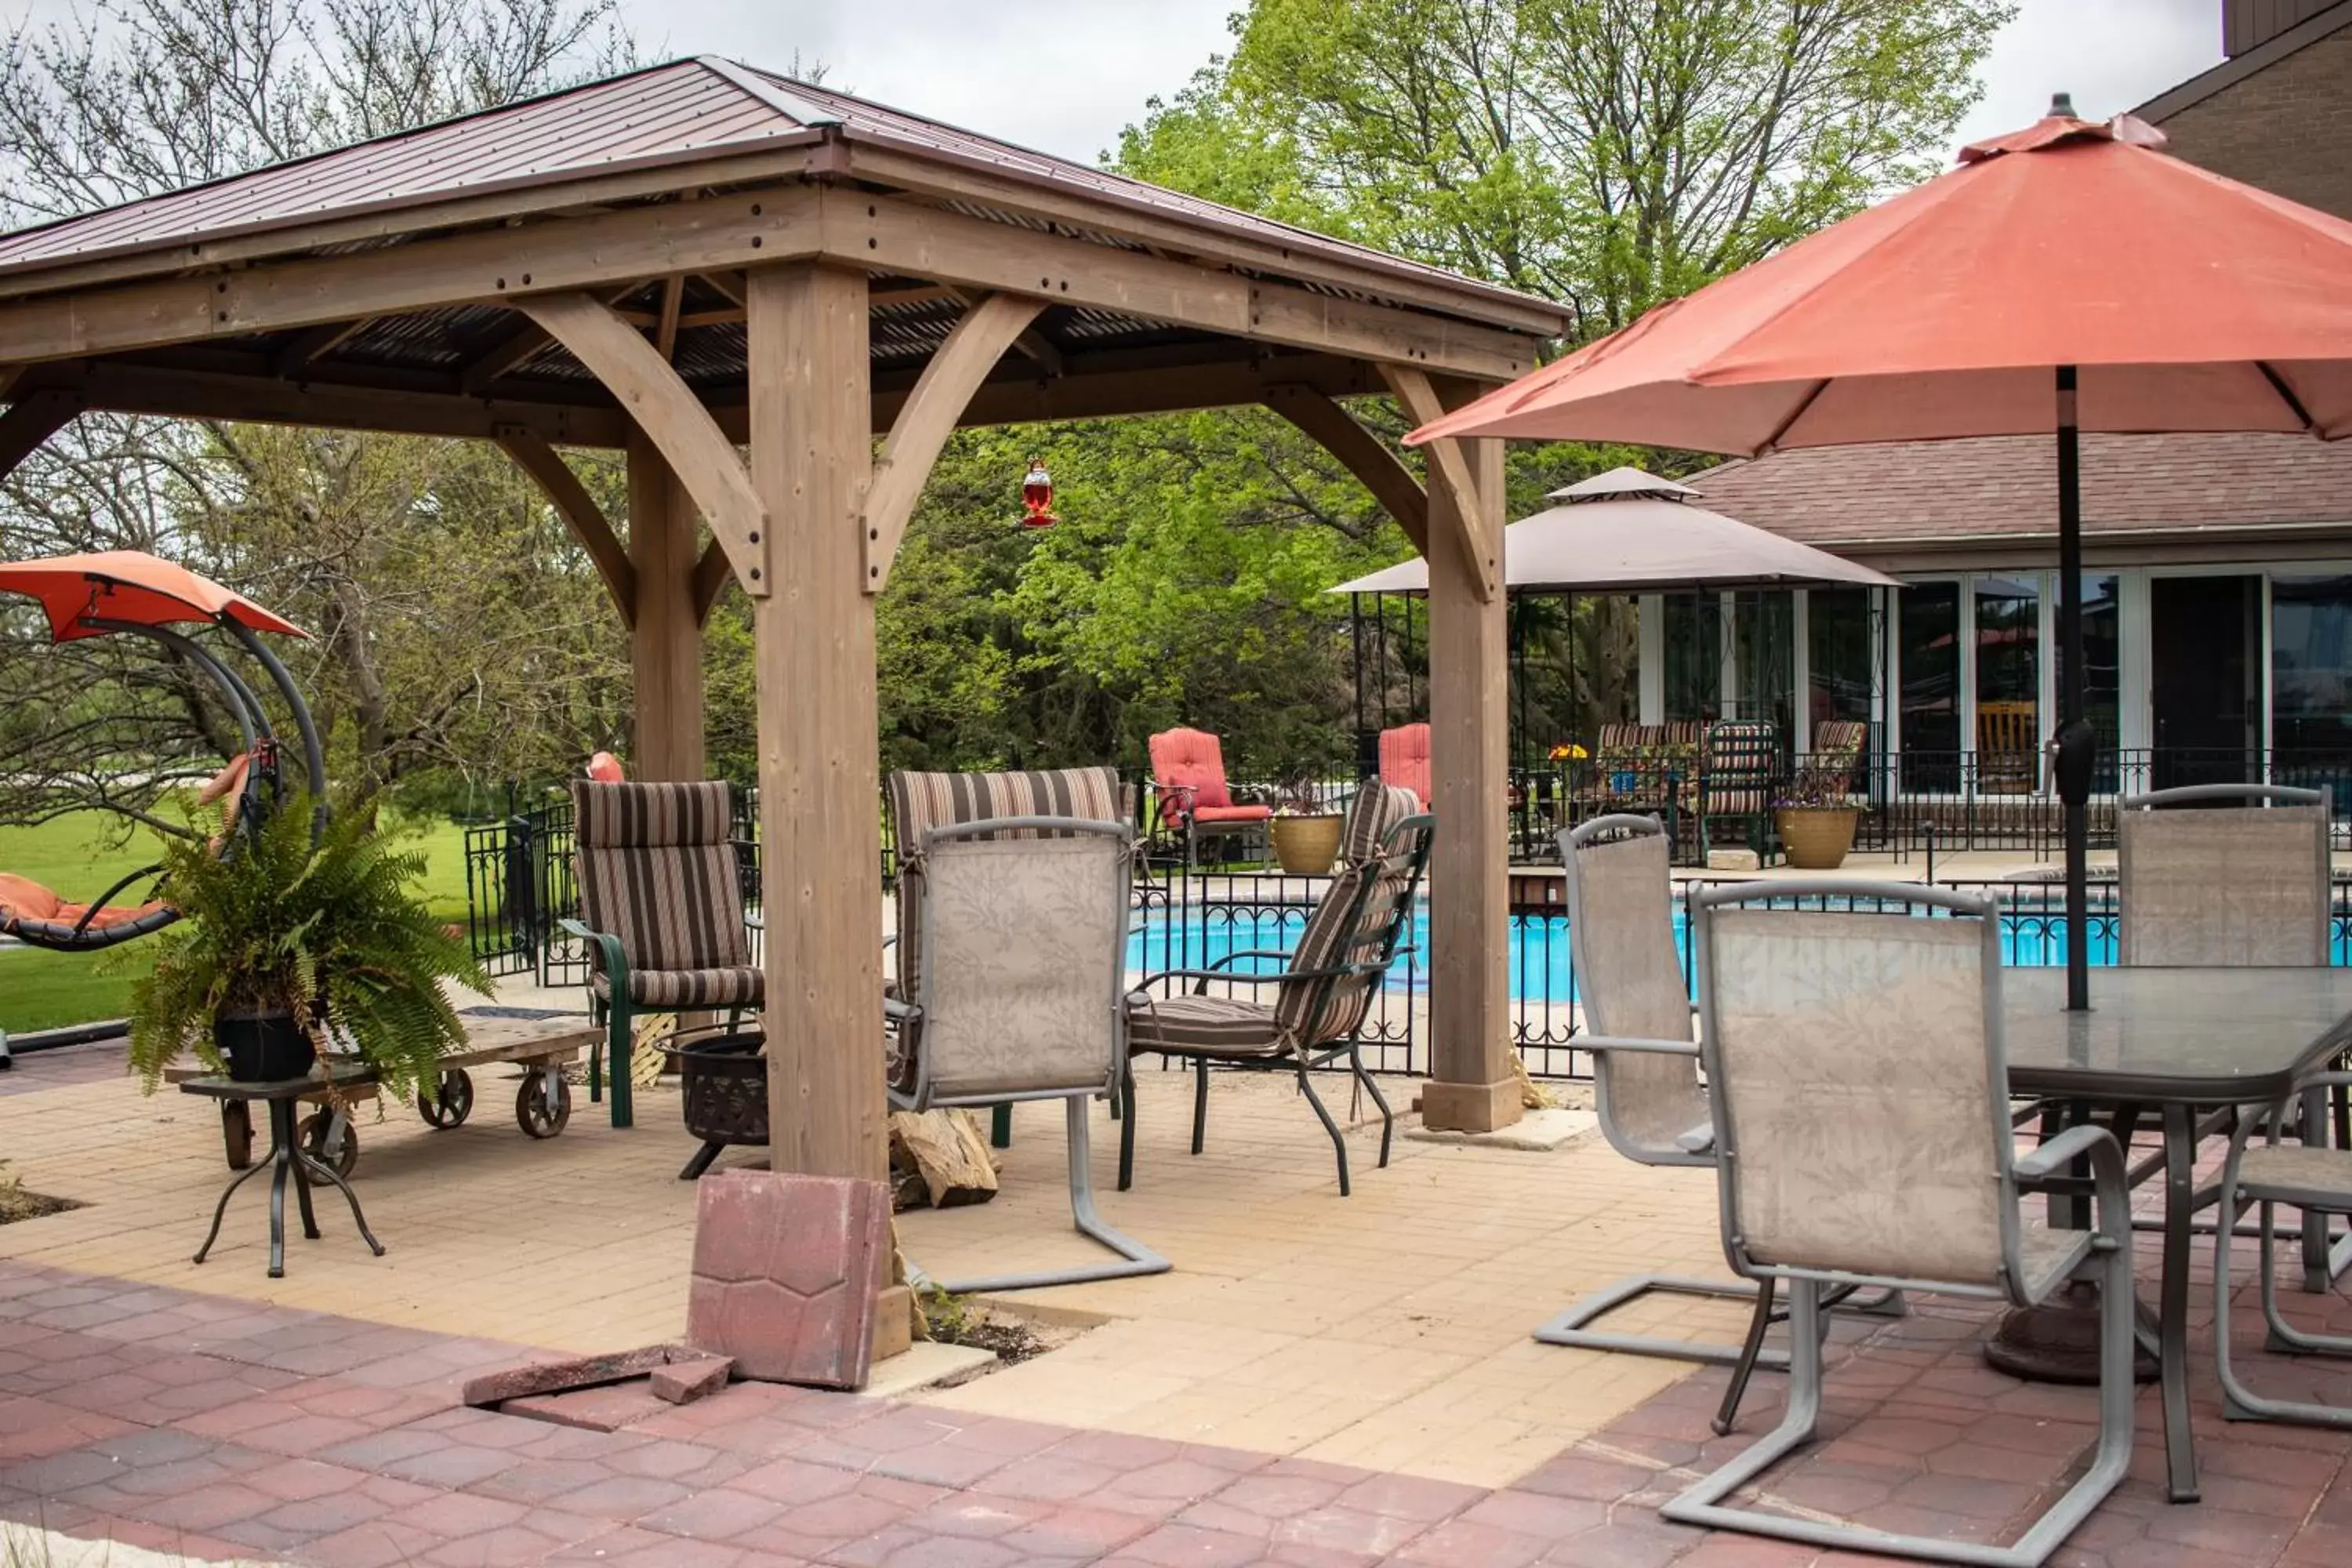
[215,1007,316,1083]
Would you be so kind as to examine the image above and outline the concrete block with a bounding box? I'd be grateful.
[687,1169,892,1391]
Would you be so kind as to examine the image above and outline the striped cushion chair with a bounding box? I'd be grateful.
[884,767,1127,1101]
[1120,783,1430,1196]
[1698,720,1782,862]
[561,780,757,1129]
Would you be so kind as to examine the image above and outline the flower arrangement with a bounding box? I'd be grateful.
[1547,742,1589,762]
[1773,759,1860,811]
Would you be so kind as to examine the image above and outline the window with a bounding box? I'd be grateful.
[1807,586,1872,746]
[1662,593,1721,724]
[1974,577,2040,790]
[1899,582,1960,789]
[2273,575,2352,756]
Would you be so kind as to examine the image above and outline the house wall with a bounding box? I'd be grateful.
[2152,19,2352,219]
[2226,0,2342,55]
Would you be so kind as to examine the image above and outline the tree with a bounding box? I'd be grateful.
[0,0,633,831]
[1120,0,2009,336]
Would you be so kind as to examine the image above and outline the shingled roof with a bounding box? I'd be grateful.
[1685,433,2352,558]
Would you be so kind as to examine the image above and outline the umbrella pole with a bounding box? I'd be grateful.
[2056,365,2090,1011]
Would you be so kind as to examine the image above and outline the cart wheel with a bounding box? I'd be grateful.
[299,1110,359,1178]
[516,1073,572,1138]
[221,1102,254,1170]
[417,1068,474,1129]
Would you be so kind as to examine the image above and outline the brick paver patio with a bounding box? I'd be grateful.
[3,1035,2351,1565]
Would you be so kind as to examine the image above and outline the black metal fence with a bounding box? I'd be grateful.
[457,764,2352,1083]
[1506,746,2352,865]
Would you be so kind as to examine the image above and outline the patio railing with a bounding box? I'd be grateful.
[459,760,2352,1082]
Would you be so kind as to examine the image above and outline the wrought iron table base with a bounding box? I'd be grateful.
[193,1095,384,1278]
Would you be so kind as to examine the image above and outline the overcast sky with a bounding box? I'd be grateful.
[615,0,2229,165]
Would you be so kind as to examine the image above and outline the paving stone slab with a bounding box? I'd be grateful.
[685,1170,891,1392]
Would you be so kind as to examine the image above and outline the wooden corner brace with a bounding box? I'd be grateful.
[1378,365,1497,603]
[862,292,1047,593]
[494,426,638,629]
[1261,382,1428,556]
[520,292,769,599]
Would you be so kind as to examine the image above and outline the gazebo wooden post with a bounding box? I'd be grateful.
[625,433,706,780]
[1421,431,1519,1131]
[745,260,912,1354]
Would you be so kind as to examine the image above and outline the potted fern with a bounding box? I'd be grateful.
[125,797,488,1095]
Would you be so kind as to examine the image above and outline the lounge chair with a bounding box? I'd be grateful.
[1148,727,1273,867]
[885,809,1167,1294]
[1662,882,2136,1567]
[1120,783,1428,1196]
[560,780,760,1129]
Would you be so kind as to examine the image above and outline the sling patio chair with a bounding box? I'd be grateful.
[885,812,1167,1294]
[2119,782,2347,1290]
[1534,815,1900,1438]
[2214,1059,2352,1430]
[560,779,760,1129]
[1120,782,1428,1196]
[1148,727,1272,868]
[1662,883,2136,1568]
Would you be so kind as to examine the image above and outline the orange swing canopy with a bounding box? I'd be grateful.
[0,551,307,643]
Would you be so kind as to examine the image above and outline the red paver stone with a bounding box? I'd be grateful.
[685,1171,891,1392]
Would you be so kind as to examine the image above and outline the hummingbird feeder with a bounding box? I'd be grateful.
[1019,457,1059,528]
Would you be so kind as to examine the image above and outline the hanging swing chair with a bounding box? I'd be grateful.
[0,551,324,952]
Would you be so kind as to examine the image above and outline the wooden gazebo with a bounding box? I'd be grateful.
[0,57,1570,1342]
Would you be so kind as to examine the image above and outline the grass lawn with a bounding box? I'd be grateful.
[1,811,477,1035]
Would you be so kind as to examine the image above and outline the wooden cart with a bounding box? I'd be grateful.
[169,1011,597,1173]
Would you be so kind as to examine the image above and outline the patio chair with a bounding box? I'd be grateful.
[1662,883,2136,1568]
[1976,702,2038,793]
[1377,722,1431,808]
[1149,727,1273,867]
[2213,1063,2352,1430]
[1810,718,1867,779]
[1534,815,1896,1438]
[1696,719,1780,861]
[2119,782,2343,1289]
[885,812,1168,1294]
[882,765,1127,1102]
[560,780,759,1130]
[1120,783,1429,1196]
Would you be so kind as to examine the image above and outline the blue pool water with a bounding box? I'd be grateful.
[1124,904,2348,1003]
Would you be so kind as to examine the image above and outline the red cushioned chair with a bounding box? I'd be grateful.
[1149,728,1272,868]
[1377,723,1432,809]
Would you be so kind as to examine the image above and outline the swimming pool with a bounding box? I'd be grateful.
[1124,901,2347,1003]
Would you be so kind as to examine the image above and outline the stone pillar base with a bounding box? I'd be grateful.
[872,1283,914,1363]
[1419,1077,1523,1134]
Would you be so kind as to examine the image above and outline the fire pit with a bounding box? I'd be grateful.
[664,1029,768,1181]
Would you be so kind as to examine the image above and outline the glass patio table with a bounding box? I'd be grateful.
[1998,967,2352,1505]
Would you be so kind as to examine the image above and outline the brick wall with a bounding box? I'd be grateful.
[2152,24,2352,218]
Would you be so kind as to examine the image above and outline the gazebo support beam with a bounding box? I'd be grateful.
[0,389,81,483]
[691,539,731,623]
[495,426,637,628]
[1261,383,1428,554]
[521,291,769,598]
[863,291,1044,592]
[1400,371,1518,1134]
[627,432,707,780]
[746,260,909,1356]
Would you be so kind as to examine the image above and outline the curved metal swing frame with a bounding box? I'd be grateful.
[3,602,325,953]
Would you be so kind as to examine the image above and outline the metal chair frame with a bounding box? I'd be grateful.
[1660,880,2137,1568]
[2215,1068,2352,1429]
[887,815,1167,1294]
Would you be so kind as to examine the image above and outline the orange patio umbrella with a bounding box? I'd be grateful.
[1411,97,2352,1011]
[0,550,307,642]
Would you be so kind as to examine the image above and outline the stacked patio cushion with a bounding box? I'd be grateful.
[884,766,1126,1094]
[573,780,760,1008]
